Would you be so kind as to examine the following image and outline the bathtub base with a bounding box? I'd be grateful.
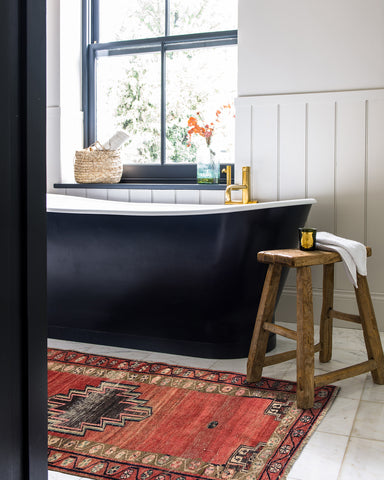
[48,326,276,359]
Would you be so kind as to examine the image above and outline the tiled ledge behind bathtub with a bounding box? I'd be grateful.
[57,188,225,205]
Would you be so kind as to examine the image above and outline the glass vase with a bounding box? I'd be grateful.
[196,146,219,184]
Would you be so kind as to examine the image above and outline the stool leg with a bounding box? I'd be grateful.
[320,264,334,363]
[355,274,384,384]
[247,264,283,383]
[296,266,315,409]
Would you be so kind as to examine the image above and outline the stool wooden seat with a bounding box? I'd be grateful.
[247,247,384,409]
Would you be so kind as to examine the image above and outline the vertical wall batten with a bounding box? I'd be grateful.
[333,101,338,235]
[152,190,176,204]
[305,103,309,199]
[306,101,335,234]
[250,104,278,201]
[306,101,336,289]
[279,102,306,199]
[235,103,252,183]
[199,190,224,204]
[335,100,366,239]
[250,104,253,176]
[130,190,152,203]
[107,189,130,202]
[276,104,281,200]
[366,98,384,294]
[175,190,199,204]
[364,100,369,247]
[334,99,366,290]
[86,189,108,200]
[66,188,87,198]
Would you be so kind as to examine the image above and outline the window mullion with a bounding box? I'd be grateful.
[91,0,100,43]
[165,0,170,37]
[161,0,170,165]
[82,0,90,146]
[88,45,97,145]
[92,31,238,52]
[161,41,166,166]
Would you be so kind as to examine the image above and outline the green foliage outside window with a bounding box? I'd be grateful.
[97,0,237,164]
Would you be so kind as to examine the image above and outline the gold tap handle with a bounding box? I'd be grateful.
[222,165,232,186]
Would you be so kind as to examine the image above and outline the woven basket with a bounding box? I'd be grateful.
[74,144,123,184]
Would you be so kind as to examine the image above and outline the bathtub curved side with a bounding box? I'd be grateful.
[47,202,312,358]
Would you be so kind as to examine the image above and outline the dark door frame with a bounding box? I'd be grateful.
[0,0,47,479]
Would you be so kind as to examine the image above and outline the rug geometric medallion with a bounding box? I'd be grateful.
[48,348,338,480]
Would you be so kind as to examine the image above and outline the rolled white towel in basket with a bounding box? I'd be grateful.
[316,232,367,288]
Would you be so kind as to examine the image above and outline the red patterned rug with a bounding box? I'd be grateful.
[48,348,338,480]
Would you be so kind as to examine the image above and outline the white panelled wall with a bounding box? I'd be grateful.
[235,89,384,330]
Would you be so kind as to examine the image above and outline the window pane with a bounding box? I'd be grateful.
[169,0,237,36]
[166,45,237,164]
[99,0,165,42]
[96,52,161,164]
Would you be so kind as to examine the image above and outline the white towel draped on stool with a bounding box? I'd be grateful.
[316,232,367,288]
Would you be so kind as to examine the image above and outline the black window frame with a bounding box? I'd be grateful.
[82,0,238,183]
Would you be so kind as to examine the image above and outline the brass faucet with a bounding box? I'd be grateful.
[221,165,232,187]
[223,166,258,205]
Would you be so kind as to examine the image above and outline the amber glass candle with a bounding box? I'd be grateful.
[298,228,317,251]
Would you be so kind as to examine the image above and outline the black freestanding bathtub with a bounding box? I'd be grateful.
[47,194,315,358]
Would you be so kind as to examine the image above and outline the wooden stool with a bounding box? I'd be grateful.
[247,248,384,409]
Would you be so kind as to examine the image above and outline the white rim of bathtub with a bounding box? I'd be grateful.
[47,193,316,216]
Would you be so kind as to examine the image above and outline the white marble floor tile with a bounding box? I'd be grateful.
[48,471,87,480]
[314,349,368,372]
[209,357,247,374]
[48,338,153,361]
[329,374,368,400]
[144,351,217,369]
[338,437,384,480]
[332,327,367,353]
[361,375,384,403]
[286,431,349,480]
[210,335,296,378]
[48,338,96,352]
[351,400,384,442]
[279,361,368,403]
[280,363,298,383]
[261,361,291,380]
[315,396,360,436]
[280,362,336,383]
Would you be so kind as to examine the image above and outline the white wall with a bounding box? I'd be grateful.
[46,0,60,192]
[237,0,384,330]
[238,0,384,95]
[46,0,83,191]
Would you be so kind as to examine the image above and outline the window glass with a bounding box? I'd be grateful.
[90,0,238,170]
[99,0,165,42]
[96,52,162,164]
[169,0,237,36]
[166,46,237,164]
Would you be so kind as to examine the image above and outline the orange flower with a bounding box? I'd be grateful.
[187,104,234,147]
